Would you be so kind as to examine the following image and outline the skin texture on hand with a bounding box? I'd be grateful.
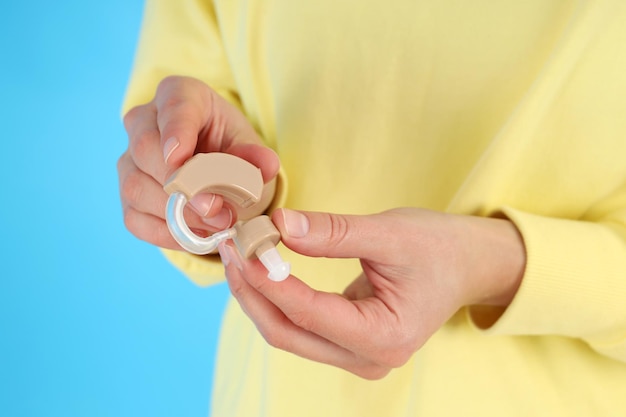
[220,208,525,380]
[117,76,280,249]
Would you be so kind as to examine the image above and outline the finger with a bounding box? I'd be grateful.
[233,245,405,367]
[118,151,168,219]
[272,209,383,260]
[188,192,226,219]
[122,206,181,250]
[124,103,173,186]
[220,244,391,380]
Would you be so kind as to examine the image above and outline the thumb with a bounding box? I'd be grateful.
[272,209,381,259]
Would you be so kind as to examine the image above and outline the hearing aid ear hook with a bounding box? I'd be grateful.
[163,152,263,255]
[164,153,290,281]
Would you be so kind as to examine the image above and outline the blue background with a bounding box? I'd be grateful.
[0,2,229,416]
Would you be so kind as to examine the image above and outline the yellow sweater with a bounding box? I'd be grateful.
[123,0,626,415]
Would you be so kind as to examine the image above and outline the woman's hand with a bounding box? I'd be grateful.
[220,207,526,379]
[117,76,279,249]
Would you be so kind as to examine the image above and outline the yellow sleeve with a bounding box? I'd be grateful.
[122,0,241,114]
[470,184,626,363]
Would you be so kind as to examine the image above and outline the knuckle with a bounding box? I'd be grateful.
[158,75,205,99]
[122,105,142,131]
[122,206,140,235]
[365,322,420,369]
[354,365,391,381]
[129,128,159,162]
[157,75,184,94]
[153,222,174,247]
[378,351,412,369]
[156,78,194,111]
[287,309,315,332]
[227,279,247,300]
[159,93,187,113]
[262,332,281,349]
[122,207,170,247]
[377,340,418,369]
[116,152,128,173]
[259,326,288,350]
[282,291,318,332]
[160,99,199,126]
[119,169,144,207]
[326,213,351,249]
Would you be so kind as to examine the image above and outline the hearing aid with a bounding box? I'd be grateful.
[163,152,290,281]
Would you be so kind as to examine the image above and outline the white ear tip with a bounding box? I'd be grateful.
[267,262,291,282]
[257,246,290,281]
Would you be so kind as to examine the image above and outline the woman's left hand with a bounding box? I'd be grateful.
[220,207,525,379]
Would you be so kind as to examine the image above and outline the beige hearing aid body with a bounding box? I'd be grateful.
[164,153,290,281]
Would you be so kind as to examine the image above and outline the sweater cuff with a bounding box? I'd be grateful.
[467,207,626,346]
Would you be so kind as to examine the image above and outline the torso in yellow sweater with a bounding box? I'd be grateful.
[124,0,626,415]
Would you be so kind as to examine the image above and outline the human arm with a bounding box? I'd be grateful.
[219,207,526,379]
[470,201,626,363]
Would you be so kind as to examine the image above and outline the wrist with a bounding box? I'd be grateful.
[459,215,526,308]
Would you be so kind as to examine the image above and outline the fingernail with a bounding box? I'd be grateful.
[189,193,216,217]
[218,242,231,267]
[282,209,309,238]
[202,207,233,230]
[226,244,243,271]
[163,136,180,165]
[218,244,243,277]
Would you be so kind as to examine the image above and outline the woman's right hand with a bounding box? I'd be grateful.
[117,76,280,250]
